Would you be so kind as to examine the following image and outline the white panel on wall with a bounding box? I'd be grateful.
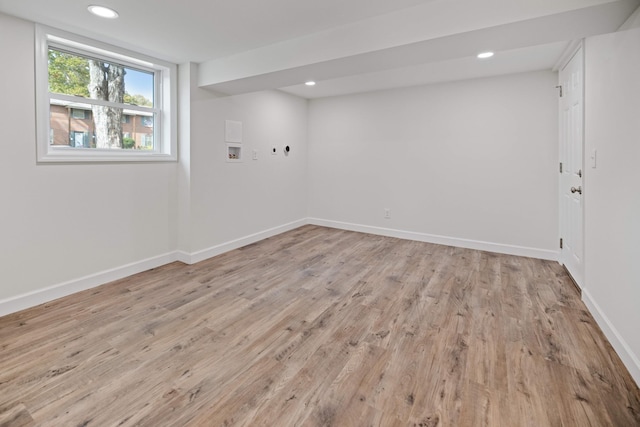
[225,119,243,142]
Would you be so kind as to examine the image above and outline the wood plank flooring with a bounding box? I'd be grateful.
[1,225,639,426]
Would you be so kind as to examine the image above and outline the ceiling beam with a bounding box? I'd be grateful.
[198,0,638,96]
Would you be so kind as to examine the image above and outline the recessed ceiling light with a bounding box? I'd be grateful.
[305,81,316,86]
[88,5,119,19]
[477,51,494,59]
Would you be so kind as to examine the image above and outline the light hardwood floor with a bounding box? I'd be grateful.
[1,225,639,426]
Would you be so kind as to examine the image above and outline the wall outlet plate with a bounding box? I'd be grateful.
[271,147,277,155]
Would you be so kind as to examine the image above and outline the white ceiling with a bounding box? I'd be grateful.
[0,0,435,63]
[1,0,638,98]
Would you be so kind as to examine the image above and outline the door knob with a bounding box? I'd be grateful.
[571,186,582,194]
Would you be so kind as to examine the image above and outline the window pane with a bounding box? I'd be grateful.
[48,48,154,108]
[50,100,155,150]
[71,108,88,119]
[123,68,154,107]
[141,116,153,127]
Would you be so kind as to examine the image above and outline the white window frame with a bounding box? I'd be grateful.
[35,25,177,163]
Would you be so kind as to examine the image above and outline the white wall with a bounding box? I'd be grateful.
[308,71,559,257]
[187,84,308,258]
[0,13,178,305]
[584,26,640,384]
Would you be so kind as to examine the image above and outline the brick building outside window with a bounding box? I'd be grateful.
[49,100,154,149]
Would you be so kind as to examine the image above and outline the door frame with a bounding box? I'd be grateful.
[556,40,585,289]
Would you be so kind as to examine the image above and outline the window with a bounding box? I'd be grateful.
[71,109,89,120]
[35,25,177,162]
[141,116,153,127]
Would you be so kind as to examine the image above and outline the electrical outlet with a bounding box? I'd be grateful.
[384,208,391,219]
[252,149,258,160]
[271,147,277,155]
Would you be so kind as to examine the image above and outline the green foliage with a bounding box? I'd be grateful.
[123,137,136,149]
[48,49,90,97]
[124,93,152,107]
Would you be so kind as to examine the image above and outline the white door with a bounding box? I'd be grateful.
[559,46,584,288]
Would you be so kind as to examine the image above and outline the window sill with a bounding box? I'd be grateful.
[37,147,177,163]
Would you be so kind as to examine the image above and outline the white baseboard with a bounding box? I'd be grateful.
[175,250,192,264]
[0,252,177,317]
[163,218,307,265]
[582,288,640,387]
[0,219,307,317]
[0,217,557,318]
[308,218,559,261]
